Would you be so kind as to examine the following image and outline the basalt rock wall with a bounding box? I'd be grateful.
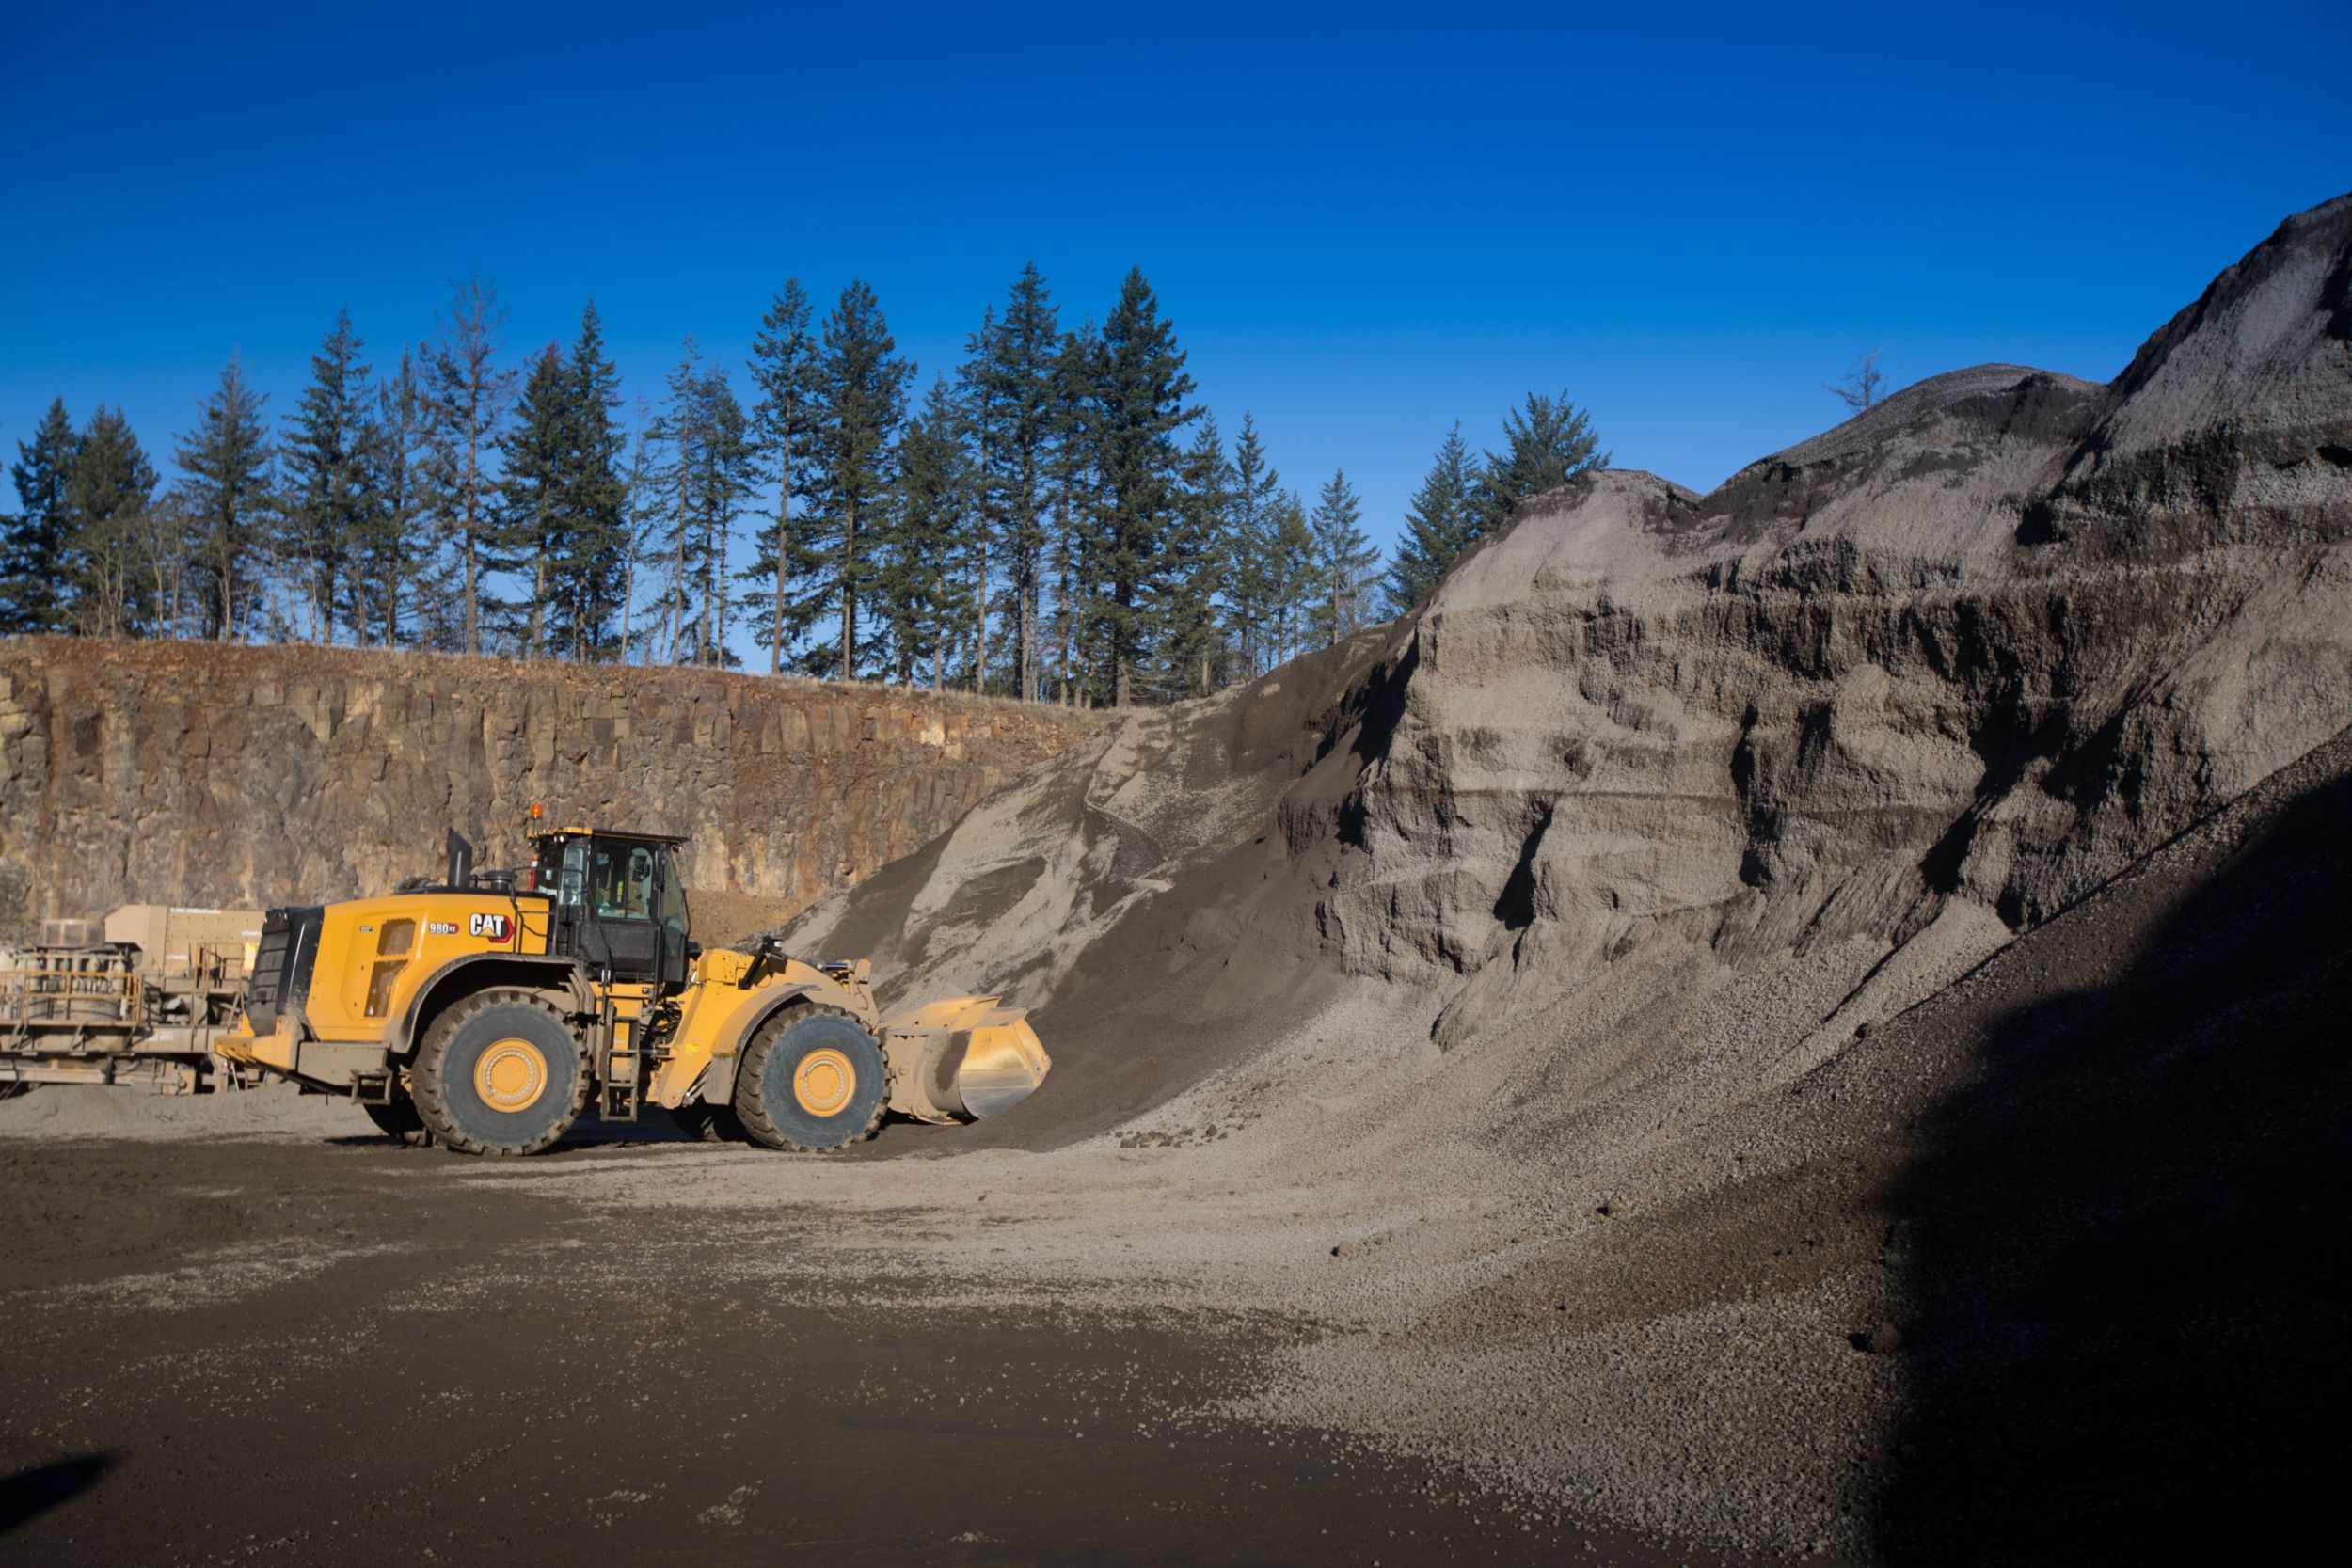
[0,639,1094,936]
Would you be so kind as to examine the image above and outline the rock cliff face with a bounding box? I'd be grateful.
[0,640,1092,937]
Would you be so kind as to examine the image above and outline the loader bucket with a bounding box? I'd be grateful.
[880,995,1052,1124]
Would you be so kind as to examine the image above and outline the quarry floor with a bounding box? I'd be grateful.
[0,1117,1772,1568]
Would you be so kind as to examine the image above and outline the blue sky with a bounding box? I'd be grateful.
[3,0,2346,657]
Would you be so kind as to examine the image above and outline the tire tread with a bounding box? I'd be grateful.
[411,987,589,1157]
[732,1003,886,1152]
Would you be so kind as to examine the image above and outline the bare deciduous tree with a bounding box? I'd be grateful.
[1827,349,1886,414]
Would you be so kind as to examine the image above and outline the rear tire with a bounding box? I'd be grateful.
[362,1096,434,1148]
[668,1101,746,1143]
[411,988,589,1157]
[732,1005,887,1151]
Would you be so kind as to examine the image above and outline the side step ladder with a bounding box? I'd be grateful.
[596,1004,640,1120]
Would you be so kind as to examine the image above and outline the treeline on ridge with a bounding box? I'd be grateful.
[0,266,1605,706]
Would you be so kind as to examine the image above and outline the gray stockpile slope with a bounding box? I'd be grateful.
[771,194,2352,1555]
[790,191,2352,1145]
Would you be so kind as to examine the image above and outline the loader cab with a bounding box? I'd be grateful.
[531,828,691,990]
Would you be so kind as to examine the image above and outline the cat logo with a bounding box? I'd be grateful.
[469,912,513,943]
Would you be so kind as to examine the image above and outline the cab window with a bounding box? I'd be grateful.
[593,842,657,921]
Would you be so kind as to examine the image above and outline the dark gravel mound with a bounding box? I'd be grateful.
[1867,723,2352,1561]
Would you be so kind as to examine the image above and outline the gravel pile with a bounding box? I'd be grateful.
[767,194,2352,1558]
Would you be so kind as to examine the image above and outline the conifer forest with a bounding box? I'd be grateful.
[1,266,1604,705]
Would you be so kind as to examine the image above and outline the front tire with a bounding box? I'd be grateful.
[732,1005,887,1151]
[411,989,588,1157]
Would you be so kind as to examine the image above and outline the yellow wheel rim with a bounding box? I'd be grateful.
[793,1046,858,1117]
[475,1037,549,1113]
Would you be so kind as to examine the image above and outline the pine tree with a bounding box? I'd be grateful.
[280,309,376,644]
[353,347,428,647]
[1477,390,1606,530]
[1091,268,1198,705]
[493,309,629,661]
[744,279,819,673]
[956,303,1000,691]
[497,342,570,657]
[3,399,82,634]
[801,281,912,680]
[617,404,656,664]
[1384,422,1481,615]
[877,377,973,687]
[1044,322,1103,704]
[1152,412,1232,699]
[62,406,159,636]
[1268,488,1314,665]
[173,356,273,641]
[1309,467,1379,647]
[421,275,514,655]
[1223,412,1281,678]
[558,303,630,662]
[972,264,1061,698]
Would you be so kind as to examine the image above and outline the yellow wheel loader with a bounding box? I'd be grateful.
[214,826,1049,1156]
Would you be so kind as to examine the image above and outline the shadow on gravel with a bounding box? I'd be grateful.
[323,1117,703,1151]
[1878,770,2352,1562]
[0,1452,115,1534]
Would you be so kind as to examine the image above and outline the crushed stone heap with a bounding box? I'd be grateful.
[778,193,2352,1558]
